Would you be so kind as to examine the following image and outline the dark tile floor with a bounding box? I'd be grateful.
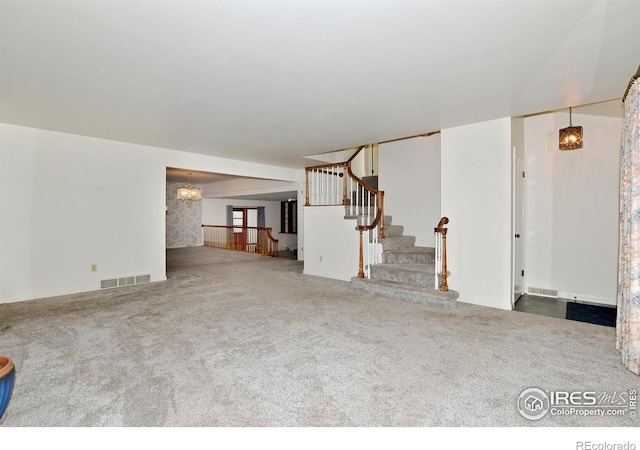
[278,249,298,260]
[514,294,617,327]
[514,294,568,319]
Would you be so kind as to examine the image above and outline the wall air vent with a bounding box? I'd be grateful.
[135,274,151,284]
[100,274,151,289]
[527,287,558,298]
[100,278,118,289]
[118,276,135,287]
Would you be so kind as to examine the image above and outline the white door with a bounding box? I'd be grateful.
[512,150,525,307]
[364,143,379,176]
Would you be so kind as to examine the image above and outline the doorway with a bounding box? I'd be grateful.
[232,207,258,251]
[512,149,525,308]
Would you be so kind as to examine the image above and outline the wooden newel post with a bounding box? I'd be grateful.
[434,217,449,292]
[440,229,448,292]
[358,228,365,278]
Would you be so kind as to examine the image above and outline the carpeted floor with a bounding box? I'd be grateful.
[0,246,637,427]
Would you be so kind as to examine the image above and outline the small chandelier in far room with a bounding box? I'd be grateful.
[177,172,201,204]
[559,107,583,150]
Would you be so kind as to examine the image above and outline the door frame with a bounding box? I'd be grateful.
[512,147,525,308]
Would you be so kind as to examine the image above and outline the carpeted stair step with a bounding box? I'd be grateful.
[381,235,416,251]
[384,224,404,237]
[351,276,459,309]
[383,246,435,264]
[344,210,392,227]
[370,263,440,287]
[343,206,386,218]
[352,223,401,242]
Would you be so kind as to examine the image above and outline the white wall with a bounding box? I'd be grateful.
[303,206,359,281]
[512,117,525,159]
[524,112,621,305]
[378,134,441,246]
[350,148,366,180]
[441,118,513,310]
[201,198,297,250]
[166,181,203,248]
[297,186,305,260]
[0,123,300,303]
[202,177,298,198]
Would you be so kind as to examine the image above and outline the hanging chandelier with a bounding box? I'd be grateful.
[559,107,583,150]
[177,172,201,204]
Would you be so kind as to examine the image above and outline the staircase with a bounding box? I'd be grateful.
[350,212,460,309]
[304,159,458,309]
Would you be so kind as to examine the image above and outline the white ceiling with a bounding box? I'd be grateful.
[166,167,244,184]
[1,1,638,170]
[166,167,297,202]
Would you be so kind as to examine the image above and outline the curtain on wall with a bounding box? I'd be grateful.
[617,70,640,376]
[226,205,233,227]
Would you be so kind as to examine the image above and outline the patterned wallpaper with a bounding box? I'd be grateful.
[166,181,203,248]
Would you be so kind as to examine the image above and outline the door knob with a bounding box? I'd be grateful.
[515,234,521,238]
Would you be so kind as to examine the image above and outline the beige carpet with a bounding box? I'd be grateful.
[0,246,637,427]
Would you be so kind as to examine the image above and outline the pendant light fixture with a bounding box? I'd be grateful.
[177,172,201,204]
[559,107,583,150]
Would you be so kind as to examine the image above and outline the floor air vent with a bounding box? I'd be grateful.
[100,274,151,289]
[527,287,558,298]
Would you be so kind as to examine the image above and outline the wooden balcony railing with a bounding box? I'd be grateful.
[305,146,385,278]
[202,225,278,257]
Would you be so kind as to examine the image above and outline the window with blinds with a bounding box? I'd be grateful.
[280,201,297,234]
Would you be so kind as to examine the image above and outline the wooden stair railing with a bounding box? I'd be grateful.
[347,163,385,278]
[356,190,384,278]
[202,225,278,257]
[434,217,449,292]
[305,145,385,278]
[304,161,348,207]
